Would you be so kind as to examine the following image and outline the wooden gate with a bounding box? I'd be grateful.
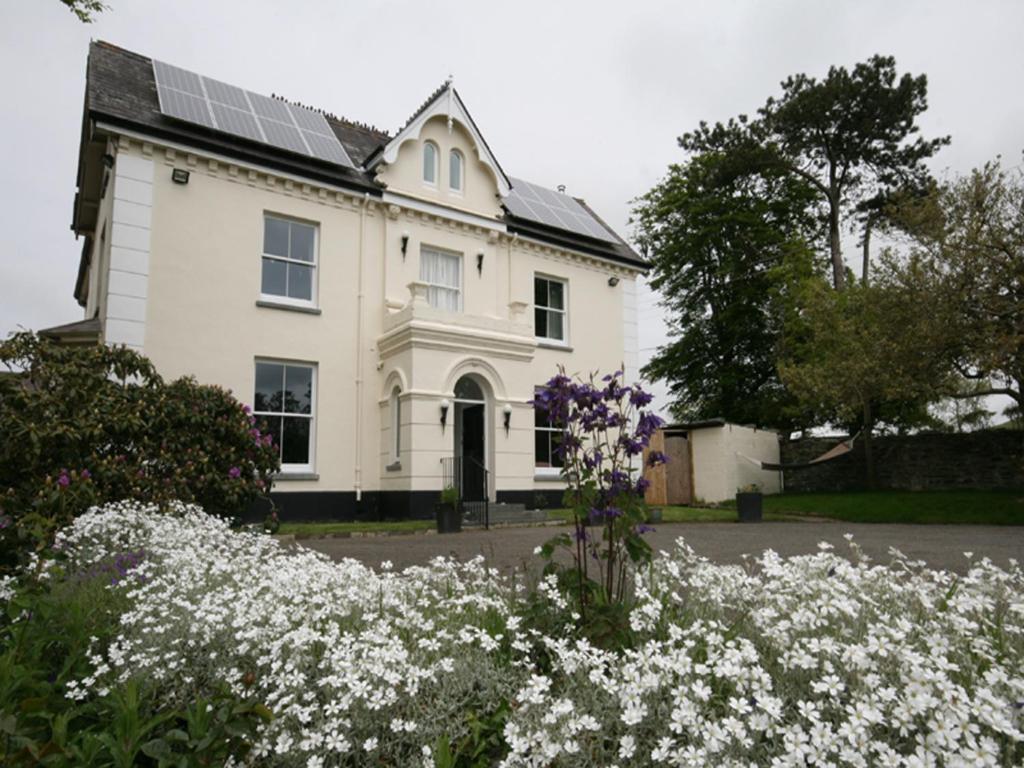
[643,429,692,506]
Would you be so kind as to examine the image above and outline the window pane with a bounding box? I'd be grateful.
[287,263,313,301]
[289,222,315,263]
[264,217,289,257]
[535,430,550,466]
[535,306,548,337]
[548,280,565,310]
[534,277,547,308]
[423,143,436,183]
[261,257,287,297]
[284,365,312,414]
[281,417,311,465]
[449,151,462,190]
[548,310,564,341]
[254,362,284,412]
[454,376,483,401]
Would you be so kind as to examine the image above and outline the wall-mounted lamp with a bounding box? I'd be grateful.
[440,398,451,431]
[607,276,620,287]
[400,231,410,260]
[477,252,484,275]
[503,403,512,435]
[171,168,190,185]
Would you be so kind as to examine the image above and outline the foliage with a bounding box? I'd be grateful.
[633,137,819,429]
[440,485,461,507]
[32,500,1024,766]
[59,0,108,23]
[0,553,268,766]
[531,369,664,636]
[890,159,1024,409]
[0,333,279,568]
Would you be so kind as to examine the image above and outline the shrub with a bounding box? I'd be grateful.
[48,501,1024,766]
[0,332,279,568]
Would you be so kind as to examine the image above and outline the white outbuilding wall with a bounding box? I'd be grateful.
[690,423,782,504]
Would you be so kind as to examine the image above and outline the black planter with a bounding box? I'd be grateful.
[435,503,462,534]
[736,492,763,523]
[646,507,663,524]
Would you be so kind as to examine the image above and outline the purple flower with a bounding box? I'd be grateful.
[57,471,70,488]
[228,466,242,479]
[635,523,655,535]
[242,404,252,414]
[646,450,668,468]
[81,468,91,480]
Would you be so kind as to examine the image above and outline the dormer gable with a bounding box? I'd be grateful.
[369,84,509,218]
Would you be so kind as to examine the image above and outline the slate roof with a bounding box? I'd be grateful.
[80,41,644,268]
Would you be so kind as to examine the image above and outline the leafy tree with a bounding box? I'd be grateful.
[683,55,948,289]
[60,0,108,23]
[634,135,819,429]
[778,261,954,486]
[0,333,280,567]
[891,159,1024,410]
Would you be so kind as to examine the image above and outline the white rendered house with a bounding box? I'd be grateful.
[52,41,645,519]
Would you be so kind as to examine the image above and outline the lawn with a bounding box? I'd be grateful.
[720,490,1024,525]
[277,519,434,537]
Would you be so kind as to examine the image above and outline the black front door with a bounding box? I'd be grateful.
[460,403,485,500]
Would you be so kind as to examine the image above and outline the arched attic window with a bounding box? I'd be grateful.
[449,149,464,192]
[423,141,439,185]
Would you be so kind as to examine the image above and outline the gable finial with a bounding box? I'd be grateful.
[446,77,454,133]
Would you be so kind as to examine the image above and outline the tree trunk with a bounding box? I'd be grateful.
[862,217,873,286]
[829,194,846,291]
[862,401,876,489]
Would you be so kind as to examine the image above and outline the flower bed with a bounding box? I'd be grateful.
[27,502,1024,765]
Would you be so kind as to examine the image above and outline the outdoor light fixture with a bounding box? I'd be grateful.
[440,398,451,431]
[477,252,484,275]
[503,403,512,435]
[400,231,410,260]
[608,276,620,287]
[102,153,114,169]
[171,168,190,185]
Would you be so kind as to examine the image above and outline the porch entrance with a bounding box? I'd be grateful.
[452,376,487,502]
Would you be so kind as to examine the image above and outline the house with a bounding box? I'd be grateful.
[49,41,646,520]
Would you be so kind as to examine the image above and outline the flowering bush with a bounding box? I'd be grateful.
[32,501,1024,766]
[0,332,280,568]
[532,368,665,626]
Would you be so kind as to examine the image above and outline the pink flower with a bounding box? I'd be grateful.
[58,471,70,487]
[81,468,91,480]
[228,466,242,479]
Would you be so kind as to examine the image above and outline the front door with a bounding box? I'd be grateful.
[460,403,486,500]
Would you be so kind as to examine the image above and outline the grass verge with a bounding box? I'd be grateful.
[277,519,434,537]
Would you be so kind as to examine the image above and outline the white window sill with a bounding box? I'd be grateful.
[273,471,319,481]
[386,461,402,472]
[534,469,564,481]
[537,339,573,352]
[256,299,321,315]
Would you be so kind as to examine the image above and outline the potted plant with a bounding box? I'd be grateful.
[736,483,763,523]
[646,506,663,524]
[435,485,462,534]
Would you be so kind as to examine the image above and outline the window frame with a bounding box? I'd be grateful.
[419,245,463,312]
[390,386,402,464]
[534,386,565,476]
[260,213,319,309]
[448,149,464,194]
[534,274,569,345]
[252,358,317,475]
[422,141,439,187]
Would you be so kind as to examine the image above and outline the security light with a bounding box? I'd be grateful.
[171,168,190,185]
[608,276,620,287]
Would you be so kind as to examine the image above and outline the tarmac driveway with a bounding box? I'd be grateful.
[301,521,1024,575]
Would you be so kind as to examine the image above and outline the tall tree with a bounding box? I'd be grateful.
[60,0,107,22]
[683,55,948,289]
[634,132,818,429]
[893,159,1024,409]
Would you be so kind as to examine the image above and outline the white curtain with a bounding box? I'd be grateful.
[420,249,461,311]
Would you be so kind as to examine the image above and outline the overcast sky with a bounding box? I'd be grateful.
[2,0,1022,417]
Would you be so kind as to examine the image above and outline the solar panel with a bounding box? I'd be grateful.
[505,178,617,243]
[151,59,354,168]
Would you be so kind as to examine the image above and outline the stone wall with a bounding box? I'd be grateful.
[781,430,1024,492]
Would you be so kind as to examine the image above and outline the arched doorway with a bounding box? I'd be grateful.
[453,375,487,501]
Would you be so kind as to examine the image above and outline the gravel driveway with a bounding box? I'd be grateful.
[301,521,1024,575]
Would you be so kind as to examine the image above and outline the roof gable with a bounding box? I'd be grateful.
[369,83,511,197]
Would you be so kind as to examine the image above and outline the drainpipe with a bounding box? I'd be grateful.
[354,193,369,501]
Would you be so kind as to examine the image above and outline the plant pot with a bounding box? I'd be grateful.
[435,503,462,534]
[646,507,663,524]
[736,492,763,523]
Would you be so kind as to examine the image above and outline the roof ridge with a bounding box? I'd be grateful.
[395,79,452,134]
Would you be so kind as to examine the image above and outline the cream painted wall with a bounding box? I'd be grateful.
[375,116,504,220]
[690,424,781,504]
[108,129,640,500]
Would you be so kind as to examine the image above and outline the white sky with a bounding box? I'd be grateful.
[2,0,1022,418]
